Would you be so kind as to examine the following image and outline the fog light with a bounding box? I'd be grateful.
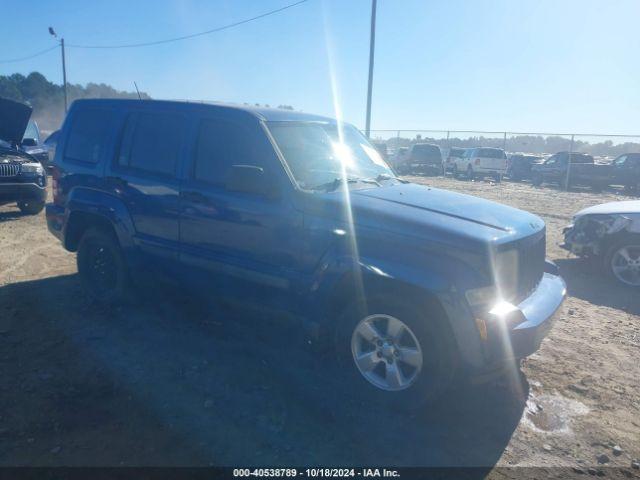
[475,318,488,341]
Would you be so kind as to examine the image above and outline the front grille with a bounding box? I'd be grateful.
[517,231,546,300]
[0,163,20,177]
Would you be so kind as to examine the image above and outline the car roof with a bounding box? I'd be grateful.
[70,98,337,123]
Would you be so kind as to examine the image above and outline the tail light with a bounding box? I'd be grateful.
[51,166,62,205]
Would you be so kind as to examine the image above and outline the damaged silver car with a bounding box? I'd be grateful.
[562,201,640,286]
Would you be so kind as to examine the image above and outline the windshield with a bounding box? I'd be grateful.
[267,121,395,190]
[23,120,39,142]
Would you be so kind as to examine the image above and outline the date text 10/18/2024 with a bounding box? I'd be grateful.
[233,468,401,477]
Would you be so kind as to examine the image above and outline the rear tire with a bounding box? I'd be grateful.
[531,173,543,186]
[17,200,45,215]
[334,294,458,411]
[77,227,132,304]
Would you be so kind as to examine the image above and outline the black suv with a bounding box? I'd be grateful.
[0,98,47,215]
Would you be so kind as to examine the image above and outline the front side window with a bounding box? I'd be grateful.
[267,122,394,190]
[193,119,256,186]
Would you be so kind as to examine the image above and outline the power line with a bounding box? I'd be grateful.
[67,0,310,49]
[0,44,58,64]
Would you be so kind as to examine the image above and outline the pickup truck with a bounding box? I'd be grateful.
[46,99,566,408]
[530,151,611,190]
[609,153,640,192]
[0,98,48,214]
[395,143,443,176]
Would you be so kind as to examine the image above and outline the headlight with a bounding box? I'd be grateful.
[465,249,519,308]
[465,285,498,307]
[493,249,519,299]
[20,163,44,174]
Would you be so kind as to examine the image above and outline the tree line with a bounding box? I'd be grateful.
[0,71,296,134]
[0,71,150,133]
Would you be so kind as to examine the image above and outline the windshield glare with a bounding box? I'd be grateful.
[267,121,395,190]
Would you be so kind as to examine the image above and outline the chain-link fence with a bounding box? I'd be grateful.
[368,130,640,189]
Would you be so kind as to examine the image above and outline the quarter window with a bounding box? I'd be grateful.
[65,109,114,164]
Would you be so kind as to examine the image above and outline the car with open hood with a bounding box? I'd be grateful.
[0,98,47,214]
[46,99,566,408]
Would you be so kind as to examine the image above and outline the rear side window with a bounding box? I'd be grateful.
[412,144,441,161]
[477,148,506,159]
[193,119,256,186]
[118,112,184,176]
[65,109,113,164]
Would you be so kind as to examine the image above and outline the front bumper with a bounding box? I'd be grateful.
[0,181,46,204]
[477,270,567,371]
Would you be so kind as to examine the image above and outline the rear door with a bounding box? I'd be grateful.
[106,109,187,263]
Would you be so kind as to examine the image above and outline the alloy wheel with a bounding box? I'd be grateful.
[611,244,640,286]
[351,314,423,391]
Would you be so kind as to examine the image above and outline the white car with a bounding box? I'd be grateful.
[562,200,640,286]
[451,147,508,181]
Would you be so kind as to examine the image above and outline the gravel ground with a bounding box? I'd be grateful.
[0,178,638,473]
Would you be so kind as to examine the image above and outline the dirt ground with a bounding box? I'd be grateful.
[0,177,638,473]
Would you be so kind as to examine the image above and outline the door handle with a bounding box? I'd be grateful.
[181,190,208,204]
[106,176,128,188]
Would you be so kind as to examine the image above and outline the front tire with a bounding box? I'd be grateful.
[17,200,45,215]
[334,295,457,410]
[77,227,132,304]
[604,237,640,287]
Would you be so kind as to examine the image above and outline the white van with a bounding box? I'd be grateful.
[452,147,508,181]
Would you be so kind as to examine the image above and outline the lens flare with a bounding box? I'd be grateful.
[323,7,365,315]
[486,245,526,400]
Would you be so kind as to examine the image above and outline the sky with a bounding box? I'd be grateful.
[1,0,639,135]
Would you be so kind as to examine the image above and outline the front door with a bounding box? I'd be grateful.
[178,116,304,309]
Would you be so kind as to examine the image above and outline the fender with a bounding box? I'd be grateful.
[307,245,486,369]
[64,187,136,251]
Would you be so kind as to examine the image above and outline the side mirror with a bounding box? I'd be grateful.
[227,165,278,198]
[21,138,38,147]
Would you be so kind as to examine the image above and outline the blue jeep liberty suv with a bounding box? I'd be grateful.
[46,99,566,406]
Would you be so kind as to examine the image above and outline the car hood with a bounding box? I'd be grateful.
[575,200,640,217]
[306,182,545,253]
[353,182,542,233]
[0,98,32,145]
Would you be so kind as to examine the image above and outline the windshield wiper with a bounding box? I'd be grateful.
[311,177,380,192]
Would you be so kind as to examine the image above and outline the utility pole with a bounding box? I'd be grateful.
[61,38,68,112]
[364,0,377,138]
[49,27,68,112]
